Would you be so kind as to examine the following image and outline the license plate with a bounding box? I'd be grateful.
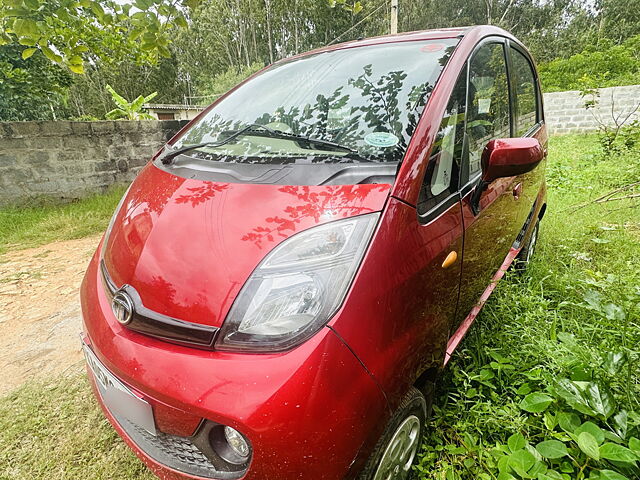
[82,341,157,435]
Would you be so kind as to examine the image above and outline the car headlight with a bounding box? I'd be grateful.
[215,213,380,353]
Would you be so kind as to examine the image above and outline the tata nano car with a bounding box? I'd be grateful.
[81,25,547,480]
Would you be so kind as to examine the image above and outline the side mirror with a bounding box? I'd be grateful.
[470,138,545,215]
[481,138,544,183]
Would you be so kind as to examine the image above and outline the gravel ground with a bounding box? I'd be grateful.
[0,235,101,395]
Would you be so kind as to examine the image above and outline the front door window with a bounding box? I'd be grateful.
[466,43,511,177]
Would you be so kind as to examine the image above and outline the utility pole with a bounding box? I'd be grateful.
[390,0,398,34]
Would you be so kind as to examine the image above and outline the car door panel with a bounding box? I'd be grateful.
[457,175,524,321]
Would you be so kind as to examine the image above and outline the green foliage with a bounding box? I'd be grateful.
[4,0,640,121]
[539,36,640,92]
[197,62,264,104]
[415,134,640,480]
[595,119,640,160]
[0,0,194,72]
[0,373,156,479]
[104,84,157,120]
[576,81,640,159]
[0,44,72,120]
[328,0,363,14]
[172,0,384,96]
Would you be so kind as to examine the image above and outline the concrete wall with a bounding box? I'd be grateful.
[544,85,640,135]
[0,120,188,206]
[1,85,639,206]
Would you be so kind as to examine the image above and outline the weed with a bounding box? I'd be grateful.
[0,372,155,480]
[416,134,640,479]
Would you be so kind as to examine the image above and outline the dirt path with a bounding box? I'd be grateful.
[0,235,101,395]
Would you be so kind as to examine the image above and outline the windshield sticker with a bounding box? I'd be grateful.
[364,132,399,148]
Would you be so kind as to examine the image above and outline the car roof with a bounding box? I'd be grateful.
[277,25,513,63]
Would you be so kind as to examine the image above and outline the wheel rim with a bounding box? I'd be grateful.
[525,224,539,263]
[373,415,421,480]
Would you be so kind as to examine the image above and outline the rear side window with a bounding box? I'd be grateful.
[466,43,511,177]
[417,68,467,216]
[510,47,539,136]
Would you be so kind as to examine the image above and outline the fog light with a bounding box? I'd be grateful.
[224,426,249,458]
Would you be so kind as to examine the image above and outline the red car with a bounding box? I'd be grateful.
[81,25,546,480]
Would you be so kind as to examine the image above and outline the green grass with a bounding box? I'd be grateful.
[0,373,155,480]
[416,134,640,479]
[1,134,639,479]
[0,186,127,255]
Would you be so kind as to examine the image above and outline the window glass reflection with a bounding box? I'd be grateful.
[175,40,458,164]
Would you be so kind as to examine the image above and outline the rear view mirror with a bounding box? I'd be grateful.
[481,138,544,183]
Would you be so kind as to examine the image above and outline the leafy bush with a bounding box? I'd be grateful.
[539,36,640,92]
[417,283,640,480]
[577,84,640,160]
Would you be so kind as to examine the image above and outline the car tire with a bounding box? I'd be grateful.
[358,387,427,480]
[515,220,540,271]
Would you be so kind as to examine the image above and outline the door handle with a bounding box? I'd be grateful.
[513,182,523,200]
[442,251,458,269]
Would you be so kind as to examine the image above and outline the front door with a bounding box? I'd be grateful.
[456,40,536,325]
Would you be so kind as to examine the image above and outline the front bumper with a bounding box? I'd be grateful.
[81,249,389,480]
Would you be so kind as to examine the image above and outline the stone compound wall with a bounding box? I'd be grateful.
[543,85,640,135]
[0,120,188,206]
[1,86,639,205]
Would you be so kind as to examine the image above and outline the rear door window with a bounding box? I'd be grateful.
[510,47,539,136]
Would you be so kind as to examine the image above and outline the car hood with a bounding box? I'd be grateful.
[103,164,391,328]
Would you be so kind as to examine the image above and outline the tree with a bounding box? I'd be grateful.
[0,44,73,120]
[397,0,603,62]
[172,0,384,101]
[0,0,196,73]
[67,47,190,118]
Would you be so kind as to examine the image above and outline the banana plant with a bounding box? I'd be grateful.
[105,84,158,120]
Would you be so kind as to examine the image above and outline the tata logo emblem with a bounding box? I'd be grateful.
[111,287,134,325]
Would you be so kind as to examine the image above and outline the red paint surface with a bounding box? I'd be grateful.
[328,197,463,407]
[444,246,520,366]
[104,164,390,328]
[82,252,388,480]
[81,25,549,480]
[482,137,544,183]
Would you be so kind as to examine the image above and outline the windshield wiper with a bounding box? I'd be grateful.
[246,129,375,162]
[159,123,373,164]
[159,124,280,165]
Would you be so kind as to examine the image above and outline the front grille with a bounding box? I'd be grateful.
[100,260,219,349]
[86,341,249,478]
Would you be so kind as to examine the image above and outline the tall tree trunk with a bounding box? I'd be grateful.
[484,0,493,25]
[265,0,274,63]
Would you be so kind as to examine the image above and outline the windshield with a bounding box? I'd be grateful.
[172,39,458,165]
